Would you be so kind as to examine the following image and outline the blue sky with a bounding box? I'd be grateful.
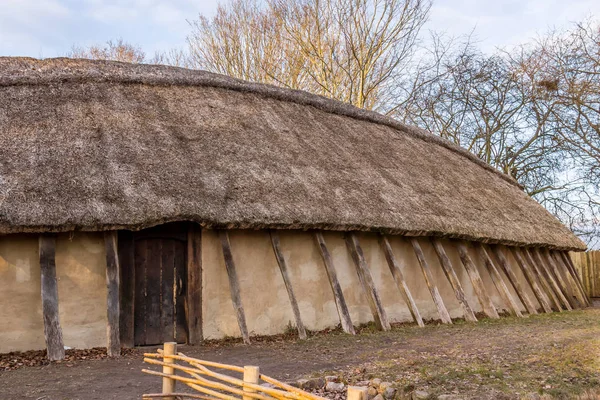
[1,0,599,58]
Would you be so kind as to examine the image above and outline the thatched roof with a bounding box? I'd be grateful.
[0,57,585,250]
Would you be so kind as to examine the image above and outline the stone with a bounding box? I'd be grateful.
[325,375,339,383]
[325,381,346,392]
[378,381,393,393]
[355,380,370,387]
[383,387,397,400]
[411,390,429,400]
[298,377,325,391]
[260,383,276,389]
[370,378,382,388]
[372,394,385,400]
[437,395,465,400]
[368,386,379,399]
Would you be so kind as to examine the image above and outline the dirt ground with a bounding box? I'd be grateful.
[2,308,600,400]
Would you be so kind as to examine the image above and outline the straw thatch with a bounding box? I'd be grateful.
[0,57,585,250]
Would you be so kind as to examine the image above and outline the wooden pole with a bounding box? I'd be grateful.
[491,246,537,315]
[104,231,121,357]
[523,248,562,312]
[186,224,203,345]
[477,245,523,317]
[410,238,452,324]
[269,230,307,339]
[39,234,65,361]
[345,233,390,331]
[379,235,424,327]
[243,366,260,400]
[431,238,477,322]
[218,230,251,345]
[314,232,355,334]
[532,248,572,311]
[347,386,368,400]
[543,249,580,309]
[162,342,177,398]
[510,247,552,313]
[457,242,499,319]
[118,231,135,348]
[555,251,589,306]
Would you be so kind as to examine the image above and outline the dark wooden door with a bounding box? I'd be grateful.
[133,224,187,346]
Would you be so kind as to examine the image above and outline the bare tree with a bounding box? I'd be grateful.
[187,0,431,111]
[68,39,146,63]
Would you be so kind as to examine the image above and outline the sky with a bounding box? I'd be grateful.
[1,0,600,58]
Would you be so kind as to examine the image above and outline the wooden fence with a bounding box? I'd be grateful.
[571,251,600,298]
[142,343,370,400]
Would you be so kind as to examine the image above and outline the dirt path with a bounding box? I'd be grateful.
[2,309,600,399]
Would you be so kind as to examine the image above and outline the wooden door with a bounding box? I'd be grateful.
[133,224,187,346]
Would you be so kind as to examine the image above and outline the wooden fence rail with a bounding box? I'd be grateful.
[571,251,600,298]
[143,343,331,400]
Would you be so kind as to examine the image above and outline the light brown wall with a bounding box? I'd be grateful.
[0,233,107,353]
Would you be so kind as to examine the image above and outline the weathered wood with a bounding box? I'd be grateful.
[162,342,177,396]
[186,224,203,344]
[174,242,187,344]
[532,248,572,311]
[134,239,148,345]
[314,232,356,334]
[457,242,499,319]
[491,246,537,315]
[477,245,523,317]
[161,240,176,342]
[431,238,477,322]
[555,251,589,306]
[269,230,307,339]
[410,238,452,324]
[345,233,390,331]
[145,240,163,345]
[218,230,251,344]
[523,248,562,312]
[104,231,121,357]
[347,386,368,400]
[243,366,260,400]
[379,235,424,327]
[39,234,65,361]
[118,231,135,348]
[542,248,580,309]
[510,247,552,313]
[561,251,590,306]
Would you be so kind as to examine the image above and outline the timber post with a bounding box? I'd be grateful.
[243,366,260,400]
[162,342,177,398]
[104,231,121,357]
[348,386,368,400]
[39,234,65,361]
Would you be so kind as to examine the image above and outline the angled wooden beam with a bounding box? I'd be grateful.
[561,251,590,306]
[523,248,563,312]
[104,231,121,357]
[117,231,135,348]
[457,242,499,319]
[218,230,250,344]
[379,235,424,327]
[510,247,552,313]
[314,232,355,334]
[532,248,572,311]
[477,245,523,317]
[186,224,203,344]
[554,251,589,306]
[491,246,537,315]
[345,233,390,331]
[410,238,452,324]
[431,238,477,322]
[542,248,580,309]
[39,234,65,361]
[270,230,307,339]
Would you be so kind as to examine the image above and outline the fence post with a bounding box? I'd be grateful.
[243,365,260,400]
[162,342,177,398]
[347,386,368,400]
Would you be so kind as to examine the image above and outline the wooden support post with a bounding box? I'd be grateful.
[510,247,552,313]
[186,224,203,344]
[243,366,260,400]
[555,251,589,306]
[532,248,572,311]
[118,231,135,348]
[270,230,307,339]
[104,231,121,357]
[347,386,368,400]
[162,342,177,398]
[410,238,452,324]
[543,249,580,309]
[477,245,523,317]
[379,235,424,327]
[315,232,355,334]
[491,246,537,315]
[431,238,477,322]
[345,233,390,331]
[39,234,65,361]
[457,242,499,319]
[523,248,562,312]
[218,230,251,344]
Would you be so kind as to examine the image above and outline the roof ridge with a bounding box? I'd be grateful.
[0,57,521,189]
